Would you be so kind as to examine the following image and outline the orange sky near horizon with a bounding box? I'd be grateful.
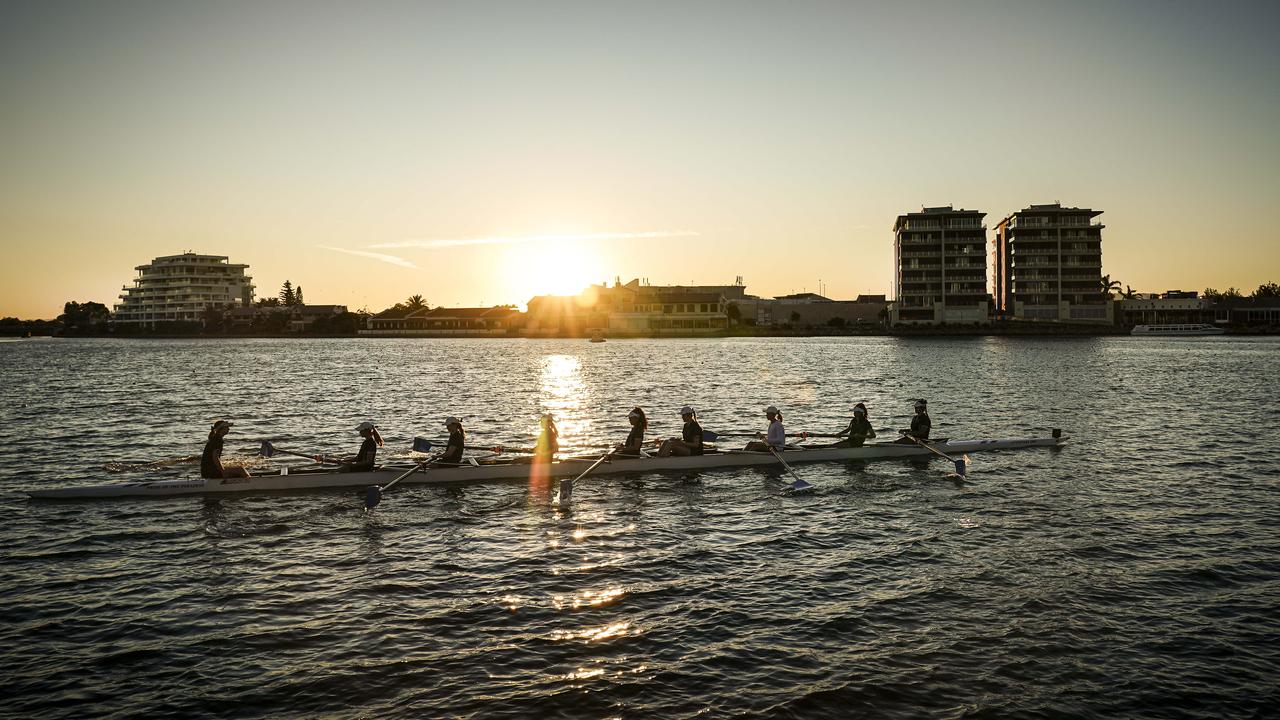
[2,1,1278,319]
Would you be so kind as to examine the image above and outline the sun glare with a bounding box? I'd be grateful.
[505,240,603,301]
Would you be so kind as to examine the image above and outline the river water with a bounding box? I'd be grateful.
[1,336,1277,719]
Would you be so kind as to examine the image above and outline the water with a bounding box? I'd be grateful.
[1,336,1277,719]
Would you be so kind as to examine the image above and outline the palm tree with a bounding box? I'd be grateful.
[405,294,427,311]
[1121,284,1136,299]
[1100,274,1122,299]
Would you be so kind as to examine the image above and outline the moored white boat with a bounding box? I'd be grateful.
[25,435,1065,499]
[1130,323,1226,336]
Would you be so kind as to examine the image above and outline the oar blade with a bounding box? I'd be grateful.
[556,478,572,505]
[790,478,814,493]
[702,430,719,442]
[412,437,433,453]
[259,440,276,458]
[955,455,970,476]
[364,485,382,510]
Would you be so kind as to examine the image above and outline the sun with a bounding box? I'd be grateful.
[505,240,604,301]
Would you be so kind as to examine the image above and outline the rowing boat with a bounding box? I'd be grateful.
[24,435,1065,499]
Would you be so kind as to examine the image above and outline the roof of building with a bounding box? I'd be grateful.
[855,294,888,304]
[408,306,522,319]
[774,293,832,302]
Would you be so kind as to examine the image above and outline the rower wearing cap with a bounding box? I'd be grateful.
[746,406,786,452]
[201,420,250,479]
[616,407,648,455]
[835,403,876,448]
[344,421,384,471]
[898,399,931,441]
[535,413,559,461]
[441,417,465,464]
[657,406,704,457]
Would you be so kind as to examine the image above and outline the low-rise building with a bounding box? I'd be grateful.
[527,279,731,336]
[361,306,522,336]
[730,293,887,327]
[1120,293,1209,325]
[1211,297,1280,327]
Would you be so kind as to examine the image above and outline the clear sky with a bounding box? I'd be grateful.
[2,0,1278,318]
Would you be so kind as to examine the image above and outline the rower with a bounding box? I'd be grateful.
[746,405,786,452]
[201,420,250,479]
[615,407,648,456]
[834,403,876,447]
[657,405,704,457]
[441,417,465,464]
[898,399,931,442]
[343,421,383,471]
[535,413,559,461]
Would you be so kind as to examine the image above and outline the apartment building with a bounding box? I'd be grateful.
[113,253,255,327]
[992,203,1111,323]
[891,206,989,325]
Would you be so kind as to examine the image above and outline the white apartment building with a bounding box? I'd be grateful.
[113,253,255,327]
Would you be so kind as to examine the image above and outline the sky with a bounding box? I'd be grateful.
[1,0,1278,318]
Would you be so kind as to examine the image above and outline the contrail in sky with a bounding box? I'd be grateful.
[319,246,418,268]
[368,230,700,250]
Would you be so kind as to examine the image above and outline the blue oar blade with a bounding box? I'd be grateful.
[556,478,572,505]
[791,478,813,492]
[702,430,719,442]
[259,440,275,458]
[364,485,382,509]
[412,437,433,453]
[954,458,968,476]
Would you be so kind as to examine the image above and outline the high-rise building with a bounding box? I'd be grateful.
[992,204,1111,323]
[891,205,989,325]
[113,252,255,327]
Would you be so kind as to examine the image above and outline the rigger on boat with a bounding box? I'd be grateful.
[24,400,1067,501]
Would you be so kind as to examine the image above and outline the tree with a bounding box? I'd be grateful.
[257,297,281,307]
[201,306,225,333]
[405,294,427,311]
[726,303,741,323]
[280,280,296,306]
[789,310,801,323]
[1203,288,1222,302]
[295,286,304,305]
[1252,282,1279,299]
[826,316,847,327]
[1223,287,1243,299]
[58,301,110,333]
[1122,285,1136,299]
[1100,274,1122,298]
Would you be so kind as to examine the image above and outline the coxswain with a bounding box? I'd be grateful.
[898,399,931,441]
[441,417,465,464]
[343,421,383,471]
[746,405,786,452]
[657,406,704,457]
[535,413,559,461]
[616,407,648,455]
[834,403,876,447]
[201,420,250,479]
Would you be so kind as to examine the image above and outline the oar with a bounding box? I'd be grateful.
[901,434,968,476]
[766,445,813,492]
[364,454,439,510]
[701,430,840,440]
[555,453,612,505]
[259,440,343,465]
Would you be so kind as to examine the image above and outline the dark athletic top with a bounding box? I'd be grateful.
[441,426,465,464]
[910,412,931,439]
[351,437,377,470]
[625,425,644,449]
[201,434,224,479]
[844,416,874,446]
[682,420,704,455]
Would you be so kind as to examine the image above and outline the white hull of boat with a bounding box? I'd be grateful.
[25,437,1064,499]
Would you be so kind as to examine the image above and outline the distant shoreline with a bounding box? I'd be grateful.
[9,326,1276,339]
